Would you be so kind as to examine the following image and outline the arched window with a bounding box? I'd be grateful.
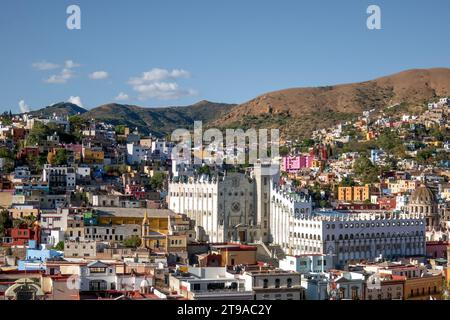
[275,279,281,289]
[263,279,268,288]
[287,278,292,288]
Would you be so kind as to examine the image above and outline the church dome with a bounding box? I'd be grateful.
[410,185,436,205]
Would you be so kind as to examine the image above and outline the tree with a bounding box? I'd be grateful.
[0,209,13,237]
[122,236,141,248]
[68,115,85,129]
[48,149,69,165]
[340,177,356,187]
[149,172,165,191]
[25,153,40,172]
[197,165,211,176]
[26,122,50,146]
[115,125,127,135]
[54,149,69,165]
[377,130,402,153]
[0,147,13,160]
[353,156,379,184]
[53,241,65,251]
[319,199,331,208]
[279,146,290,156]
[417,148,434,164]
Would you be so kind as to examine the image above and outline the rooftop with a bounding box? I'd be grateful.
[95,207,177,218]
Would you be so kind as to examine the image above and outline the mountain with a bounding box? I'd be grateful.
[212,68,450,138]
[81,100,236,137]
[29,102,87,117]
[26,68,450,139]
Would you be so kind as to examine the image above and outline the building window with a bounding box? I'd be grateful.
[275,279,280,288]
[263,279,268,289]
[287,278,292,288]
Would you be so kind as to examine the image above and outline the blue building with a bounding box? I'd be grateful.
[17,240,63,271]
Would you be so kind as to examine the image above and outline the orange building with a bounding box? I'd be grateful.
[338,184,373,202]
[209,243,257,266]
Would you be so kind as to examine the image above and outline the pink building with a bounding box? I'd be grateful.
[281,155,312,173]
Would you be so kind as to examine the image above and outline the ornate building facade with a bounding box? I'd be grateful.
[168,163,313,245]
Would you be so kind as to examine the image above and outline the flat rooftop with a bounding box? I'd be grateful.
[95,207,176,218]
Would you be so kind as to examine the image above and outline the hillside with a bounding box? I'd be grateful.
[81,100,236,137]
[29,102,87,117]
[213,68,450,138]
[27,68,450,139]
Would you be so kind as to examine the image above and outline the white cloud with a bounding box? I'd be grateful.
[64,60,80,69]
[32,61,60,70]
[128,68,190,86]
[68,96,83,108]
[18,100,30,113]
[45,68,75,84]
[134,82,197,100]
[128,68,195,100]
[34,60,80,84]
[89,71,109,80]
[114,92,129,101]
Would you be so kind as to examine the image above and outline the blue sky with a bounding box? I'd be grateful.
[0,0,449,112]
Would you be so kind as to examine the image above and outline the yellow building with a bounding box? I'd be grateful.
[404,274,444,300]
[8,207,39,219]
[97,207,195,252]
[82,148,104,164]
[97,208,172,228]
[388,180,420,194]
[140,209,195,252]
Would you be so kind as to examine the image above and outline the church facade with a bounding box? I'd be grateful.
[168,163,313,246]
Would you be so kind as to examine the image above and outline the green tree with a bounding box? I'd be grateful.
[0,209,13,237]
[319,199,331,208]
[149,172,166,191]
[25,122,50,146]
[0,147,13,160]
[340,177,356,187]
[279,146,290,156]
[353,156,380,184]
[122,236,142,248]
[115,125,127,135]
[430,127,444,142]
[417,148,434,164]
[197,166,211,176]
[54,149,69,165]
[52,241,65,251]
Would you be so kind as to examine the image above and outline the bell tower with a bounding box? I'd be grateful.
[254,161,279,243]
[141,210,149,248]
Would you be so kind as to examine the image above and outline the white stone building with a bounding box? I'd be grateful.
[168,172,259,243]
[283,211,426,267]
[168,162,313,247]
